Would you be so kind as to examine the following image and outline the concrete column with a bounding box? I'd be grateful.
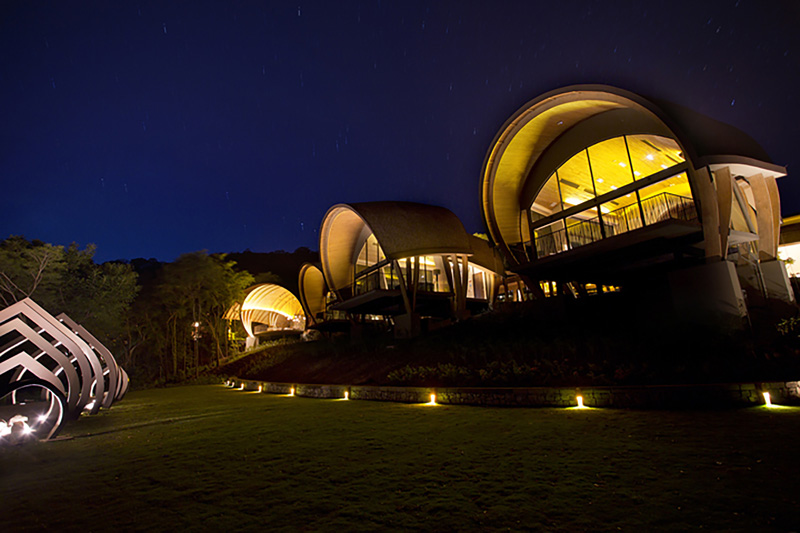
[715,166,733,258]
[694,167,722,259]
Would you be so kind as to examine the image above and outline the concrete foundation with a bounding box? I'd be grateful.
[760,259,795,303]
[669,260,747,320]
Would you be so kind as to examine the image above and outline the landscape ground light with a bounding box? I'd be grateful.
[224,381,800,410]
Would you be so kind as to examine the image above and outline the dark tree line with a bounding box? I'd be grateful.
[1,237,323,386]
[0,236,138,348]
[1,237,254,386]
[122,251,255,383]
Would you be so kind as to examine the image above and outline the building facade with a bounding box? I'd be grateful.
[481,85,792,316]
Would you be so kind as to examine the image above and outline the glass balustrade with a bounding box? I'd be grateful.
[533,192,697,258]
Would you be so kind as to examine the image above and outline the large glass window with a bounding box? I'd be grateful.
[534,220,569,257]
[628,135,685,179]
[527,134,695,258]
[355,234,385,275]
[557,150,594,207]
[465,263,493,300]
[565,207,603,249]
[587,136,634,196]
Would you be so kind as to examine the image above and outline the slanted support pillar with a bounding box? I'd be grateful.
[446,254,468,319]
[411,256,420,311]
[695,167,722,260]
[393,259,413,316]
[715,166,733,258]
[748,173,778,261]
[393,259,420,338]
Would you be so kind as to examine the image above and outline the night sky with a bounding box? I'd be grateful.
[2,1,799,263]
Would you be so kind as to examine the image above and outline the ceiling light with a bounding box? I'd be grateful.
[610,186,618,190]
[646,154,654,161]
[634,171,641,177]
[661,164,668,169]
[596,178,604,183]
[618,162,626,167]
[564,197,581,206]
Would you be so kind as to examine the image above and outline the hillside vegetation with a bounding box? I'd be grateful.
[219,295,800,387]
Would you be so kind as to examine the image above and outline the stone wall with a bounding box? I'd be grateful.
[224,378,800,409]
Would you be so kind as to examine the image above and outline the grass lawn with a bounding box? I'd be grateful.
[2,385,799,531]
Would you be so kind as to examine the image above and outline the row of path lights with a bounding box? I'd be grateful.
[223,381,788,409]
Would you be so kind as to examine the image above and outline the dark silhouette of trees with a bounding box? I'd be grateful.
[125,252,253,383]
[0,236,138,352]
[1,237,310,386]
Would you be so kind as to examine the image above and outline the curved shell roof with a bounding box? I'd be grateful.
[240,283,304,337]
[222,301,241,322]
[480,84,785,256]
[320,201,472,294]
[468,235,505,274]
[298,263,327,326]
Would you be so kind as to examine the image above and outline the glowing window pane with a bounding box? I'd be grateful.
[557,151,594,207]
[356,234,385,272]
[636,173,696,225]
[534,220,568,257]
[638,172,691,201]
[600,195,642,237]
[586,136,634,196]
[628,135,685,179]
[565,207,602,249]
[532,172,564,217]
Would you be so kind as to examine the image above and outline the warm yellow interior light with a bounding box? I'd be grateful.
[763,391,772,407]
[576,395,585,408]
[428,393,437,405]
[257,385,262,393]
[344,391,349,400]
[289,387,295,396]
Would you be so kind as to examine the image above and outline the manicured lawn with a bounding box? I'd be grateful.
[2,385,799,531]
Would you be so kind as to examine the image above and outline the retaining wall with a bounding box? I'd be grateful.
[226,378,800,409]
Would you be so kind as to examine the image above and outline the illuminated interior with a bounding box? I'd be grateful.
[240,284,306,337]
[353,240,494,301]
[778,243,800,277]
[319,202,502,322]
[529,134,696,258]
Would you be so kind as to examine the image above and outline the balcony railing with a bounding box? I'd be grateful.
[533,192,697,258]
[354,269,394,295]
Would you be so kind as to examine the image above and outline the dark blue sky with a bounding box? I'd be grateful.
[2,1,798,262]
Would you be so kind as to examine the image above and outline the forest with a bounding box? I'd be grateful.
[0,236,317,386]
